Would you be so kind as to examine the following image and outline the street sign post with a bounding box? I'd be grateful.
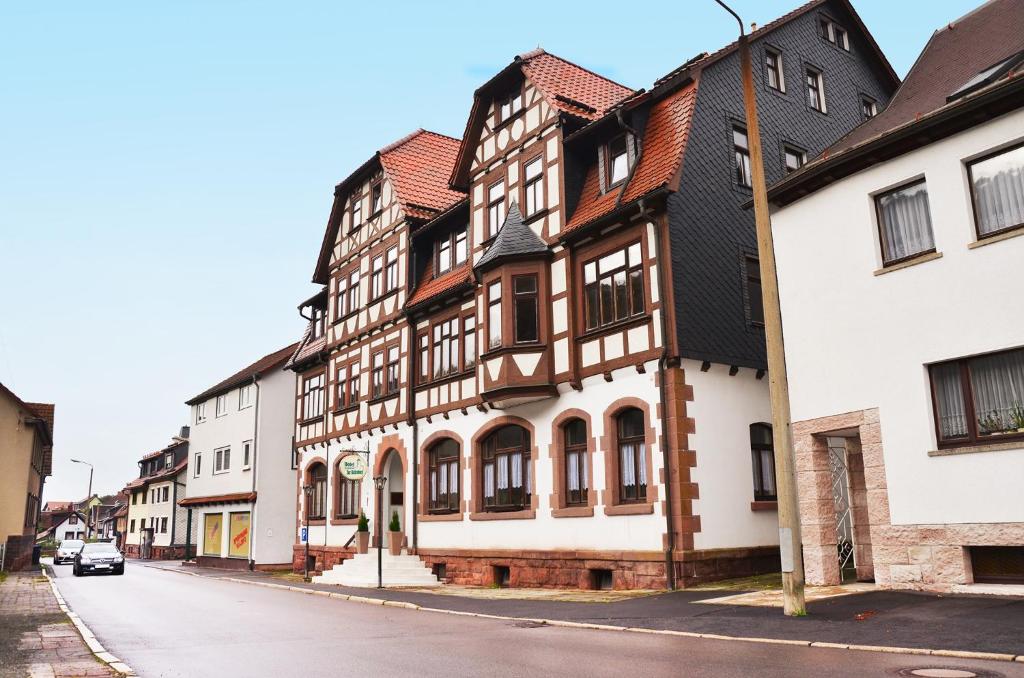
[300,527,308,543]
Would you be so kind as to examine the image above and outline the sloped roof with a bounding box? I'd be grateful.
[451,49,636,189]
[770,0,1024,204]
[126,456,188,489]
[186,342,298,405]
[407,260,473,310]
[475,202,550,272]
[564,82,699,234]
[284,322,327,371]
[312,130,466,284]
[0,382,54,444]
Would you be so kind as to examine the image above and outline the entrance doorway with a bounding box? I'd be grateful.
[826,437,857,583]
[375,449,405,548]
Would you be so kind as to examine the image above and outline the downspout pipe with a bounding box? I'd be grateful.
[647,198,678,591]
[249,374,261,570]
[408,314,419,552]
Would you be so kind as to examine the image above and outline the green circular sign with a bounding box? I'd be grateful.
[339,453,368,481]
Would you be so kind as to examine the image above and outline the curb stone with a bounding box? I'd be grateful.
[42,568,136,676]
[156,565,1024,664]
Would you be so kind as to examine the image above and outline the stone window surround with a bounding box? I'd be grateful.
[418,430,468,522]
[468,415,539,521]
[600,397,658,516]
[301,456,327,527]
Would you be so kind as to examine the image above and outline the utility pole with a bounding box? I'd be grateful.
[70,459,94,539]
[373,476,387,589]
[713,0,806,616]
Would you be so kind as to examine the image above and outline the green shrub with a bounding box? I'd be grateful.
[389,510,401,532]
[357,511,369,532]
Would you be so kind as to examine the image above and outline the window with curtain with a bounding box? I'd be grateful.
[617,408,647,503]
[875,179,935,265]
[482,425,530,511]
[428,439,460,513]
[750,423,777,501]
[968,143,1024,238]
[335,476,360,519]
[308,463,327,520]
[733,126,752,187]
[563,419,588,506]
[930,347,1024,447]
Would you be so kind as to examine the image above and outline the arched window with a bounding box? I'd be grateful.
[335,469,360,520]
[428,439,460,513]
[307,463,327,520]
[563,419,588,506]
[617,408,647,503]
[750,423,776,501]
[482,425,530,511]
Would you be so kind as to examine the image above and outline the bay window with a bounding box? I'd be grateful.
[482,425,530,511]
[513,275,539,343]
[930,347,1024,448]
[968,142,1024,239]
[583,242,645,331]
[875,179,935,265]
[428,439,460,513]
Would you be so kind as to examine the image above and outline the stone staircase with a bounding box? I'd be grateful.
[312,549,441,588]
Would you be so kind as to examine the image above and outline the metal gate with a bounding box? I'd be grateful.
[826,437,857,583]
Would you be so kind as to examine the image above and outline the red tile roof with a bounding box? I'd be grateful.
[126,457,188,489]
[284,323,326,371]
[186,342,299,405]
[407,260,473,309]
[379,130,466,220]
[520,50,635,121]
[565,82,699,234]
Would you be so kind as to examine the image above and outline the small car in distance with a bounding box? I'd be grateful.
[72,542,125,576]
[54,539,84,564]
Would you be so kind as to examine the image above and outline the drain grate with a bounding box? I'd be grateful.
[897,667,1003,678]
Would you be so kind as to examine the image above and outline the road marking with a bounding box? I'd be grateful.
[42,567,137,677]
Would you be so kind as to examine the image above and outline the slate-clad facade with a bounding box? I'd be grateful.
[287,0,899,589]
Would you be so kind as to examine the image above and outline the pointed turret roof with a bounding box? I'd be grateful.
[474,202,550,275]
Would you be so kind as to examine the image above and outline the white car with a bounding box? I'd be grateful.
[54,539,84,564]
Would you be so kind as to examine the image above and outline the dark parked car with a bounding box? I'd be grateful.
[72,542,125,576]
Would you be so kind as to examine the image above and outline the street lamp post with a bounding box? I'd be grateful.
[70,459,94,539]
[712,0,806,616]
[302,483,313,580]
[372,475,388,589]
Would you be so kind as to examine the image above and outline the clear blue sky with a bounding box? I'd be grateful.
[0,0,978,503]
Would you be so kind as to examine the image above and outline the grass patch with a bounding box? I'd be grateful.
[0,571,7,584]
[690,572,782,592]
[268,571,307,583]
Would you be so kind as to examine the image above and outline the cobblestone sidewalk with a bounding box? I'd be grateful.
[0,570,115,678]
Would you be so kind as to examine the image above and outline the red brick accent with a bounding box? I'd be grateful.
[658,364,699,552]
[291,544,356,575]
[3,534,35,571]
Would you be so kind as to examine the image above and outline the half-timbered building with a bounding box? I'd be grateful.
[289,0,899,588]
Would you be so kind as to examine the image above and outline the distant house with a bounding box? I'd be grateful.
[0,382,54,570]
[768,0,1024,590]
[181,344,298,569]
[124,430,192,559]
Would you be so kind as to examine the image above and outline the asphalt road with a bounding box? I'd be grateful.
[49,561,1024,678]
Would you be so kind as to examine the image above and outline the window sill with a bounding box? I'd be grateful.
[576,314,651,342]
[333,310,360,326]
[333,404,359,416]
[493,110,525,132]
[366,392,400,406]
[968,224,1024,249]
[368,209,383,220]
[928,439,1024,457]
[415,369,475,390]
[369,289,400,306]
[604,503,654,516]
[523,208,549,225]
[330,516,359,526]
[469,509,536,521]
[552,506,594,518]
[874,250,942,276]
[480,344,546,360]
[305,518,326,526]
[419,511,464,522]
[299,416,324,427]
[750,500,778,511]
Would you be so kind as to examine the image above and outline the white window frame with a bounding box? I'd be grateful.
[238,384,254,410]
[214,446,231,474]
[806,67,827,113]
[195,402,207,424]
[242,440,253,471]
[215,394,228,418]
[194,452,202,477]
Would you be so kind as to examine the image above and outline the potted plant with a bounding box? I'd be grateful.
[1011,403,1024,433]
[388,510,403,556]
[356,511,370,554]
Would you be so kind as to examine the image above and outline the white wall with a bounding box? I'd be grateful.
[253,367,298,564]
[186,386,257,500]
[771,109,1024,526]
[686,360,778,550]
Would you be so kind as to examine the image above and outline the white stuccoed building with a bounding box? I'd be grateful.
[768,0,1024,591]
[181,344,298,569]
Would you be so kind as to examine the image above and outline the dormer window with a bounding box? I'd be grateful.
[819,17,849,50]
[498,91,523,123]
[606,135,629,187]
[437,228,468,275]
[861,96,877,120]
[370,180,383,215]
[165,453,173,469]
[310,307,325,339]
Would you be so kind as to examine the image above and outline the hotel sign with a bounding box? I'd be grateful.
[339,453,368,481]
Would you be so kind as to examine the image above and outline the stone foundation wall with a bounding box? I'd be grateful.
[793,408,1024,592]
[3,534,35,571]
[291,544,356,575]
[123,544,186,560]
[196,556,250,570]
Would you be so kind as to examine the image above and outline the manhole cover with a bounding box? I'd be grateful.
[511,620,548,629]
[897,667,1003,678]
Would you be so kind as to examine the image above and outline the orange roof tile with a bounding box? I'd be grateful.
[407,260,472,309]
[565,83,698,233]
[380,129,466,219]
[520,51,635,121]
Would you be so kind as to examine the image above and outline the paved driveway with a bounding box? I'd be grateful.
[47,561,1024,678]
